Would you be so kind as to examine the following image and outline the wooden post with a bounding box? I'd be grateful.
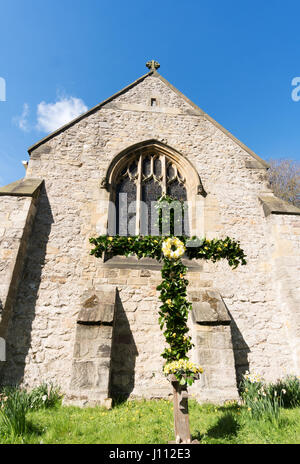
[170,375,192,444]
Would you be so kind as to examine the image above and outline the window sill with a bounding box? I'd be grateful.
[103,254,203,272]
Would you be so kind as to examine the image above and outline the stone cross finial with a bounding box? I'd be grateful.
[146,60,160,71]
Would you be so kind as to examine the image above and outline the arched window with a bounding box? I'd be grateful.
[104,141,204,236]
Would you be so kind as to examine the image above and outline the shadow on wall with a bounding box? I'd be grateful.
[109,290,138,401]
[228,311,250,388]
[0,185,54,386]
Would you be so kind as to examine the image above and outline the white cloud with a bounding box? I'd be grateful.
[13,103,30,132]
[37,97,88,133]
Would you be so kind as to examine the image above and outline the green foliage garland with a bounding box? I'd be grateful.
[90,235,247,269]
[157,256,192,363]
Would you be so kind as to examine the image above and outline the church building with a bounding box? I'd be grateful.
[0,61,299,405]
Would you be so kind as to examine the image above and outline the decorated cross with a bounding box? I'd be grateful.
[90,196,247,443]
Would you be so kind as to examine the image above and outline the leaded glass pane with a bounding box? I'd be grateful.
[142,156,151,177]
[141,178,162,235]
[154,157,162,177]
[167,180,189,235]
[167,179,187,201]
[167,163,175,180]
[116,177,136,235]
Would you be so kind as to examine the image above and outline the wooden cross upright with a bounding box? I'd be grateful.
[170,374,193,443]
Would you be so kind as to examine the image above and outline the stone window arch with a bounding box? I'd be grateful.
[103,140,204,236]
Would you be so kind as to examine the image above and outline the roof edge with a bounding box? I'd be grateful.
[154,71,269,169]
[28,71,154,155]
[28,68,269,169]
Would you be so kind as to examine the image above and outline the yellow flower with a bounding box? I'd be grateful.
[164,359,203,376]
[166,299,172,305]
[162,238,185,260]
[108,237,113,241]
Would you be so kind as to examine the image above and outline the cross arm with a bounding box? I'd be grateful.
[89,235,247,269]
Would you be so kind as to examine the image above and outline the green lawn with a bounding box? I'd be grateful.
[1,399,300,444]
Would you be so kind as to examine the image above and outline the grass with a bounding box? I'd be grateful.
[0,399,300,444]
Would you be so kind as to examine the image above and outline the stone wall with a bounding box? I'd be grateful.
[265,213,300,376]
[0,195,37,337]
[0,190,41,374]
[1,73,300,401]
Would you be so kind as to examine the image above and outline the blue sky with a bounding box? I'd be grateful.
[1,0,300,186]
